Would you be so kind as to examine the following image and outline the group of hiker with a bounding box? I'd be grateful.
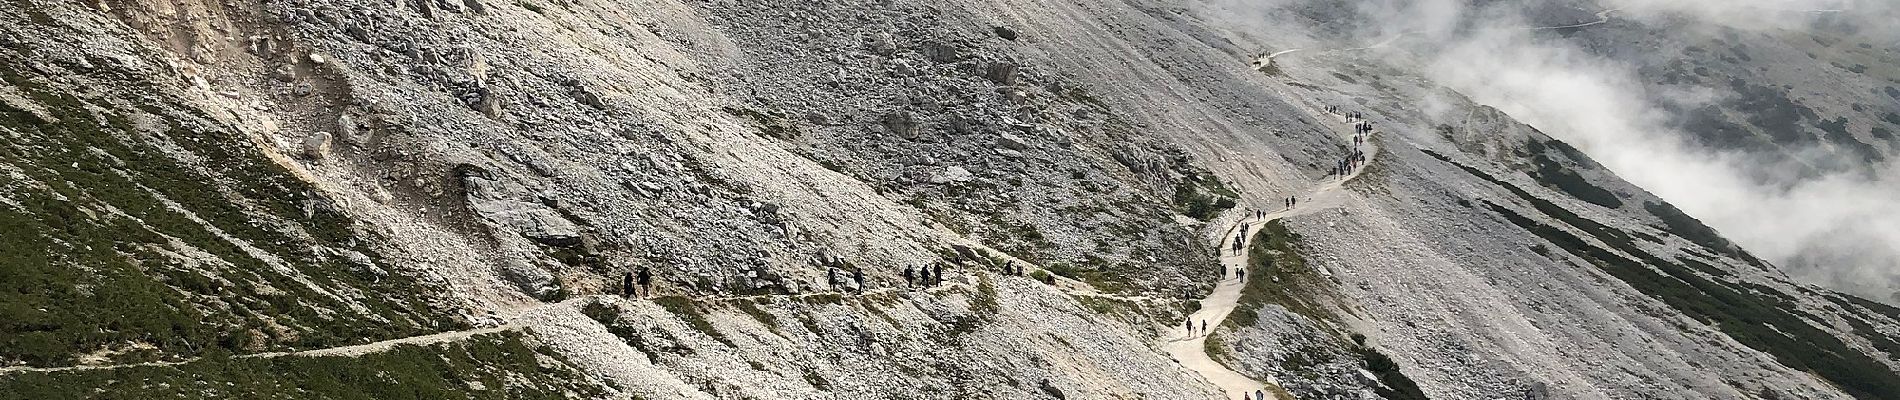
[1334,150,1366,177]
[1184,318,1210,337]
[1282,196,1297,209]
[824,266,870,294]
[1326,105,1372,178]
[622,267,653,298]
[997,261,1030,277]
[903,263,950,288]
[1227,222,1251,255]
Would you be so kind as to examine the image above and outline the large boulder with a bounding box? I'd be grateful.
[301,131,333,159]
[499,259,561,300]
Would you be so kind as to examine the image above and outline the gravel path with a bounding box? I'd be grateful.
[1165,106,1380,399]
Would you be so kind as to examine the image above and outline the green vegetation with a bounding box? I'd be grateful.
[1227,220,1335,328]
[1427,149,1900,398]
[1043,255,1136,293]
[1204,330,1233,362]
[0,331,608,399]
[1172,170,1239,221]
[0,62,456,368]
[1644,201,1762,267]
[653,296,734,346]
[730,299,783,335]
[1522,139,1622,209]
[947,274,1001,337]
[1487,199,1900,397]
[1356,346,1428,400]
[1029,269,1055,284]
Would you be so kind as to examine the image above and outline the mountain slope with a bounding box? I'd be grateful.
[1,0,1895,398]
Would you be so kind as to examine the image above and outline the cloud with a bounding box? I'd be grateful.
[1194,0,1900,302]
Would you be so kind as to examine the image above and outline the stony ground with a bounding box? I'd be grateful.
[2,0,1897,398]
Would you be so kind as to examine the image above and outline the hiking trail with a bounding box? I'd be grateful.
[1163,106,1380,399]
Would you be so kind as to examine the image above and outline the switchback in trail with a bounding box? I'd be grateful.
[1164,105,1380,399]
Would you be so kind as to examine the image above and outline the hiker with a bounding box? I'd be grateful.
[904,265,916,286]
[1237,267,1246,282]
[933,264,945,285]
[852,268,865,294]
[1222,264,1229,279]
[637,266,653,297]
[1201,320,1208,335]
[828,267,840,290]
[622,271,635,298]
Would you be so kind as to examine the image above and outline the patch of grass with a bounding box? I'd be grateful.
[1522,139,1623,209]
[1644,201,1762,267]
[947,274,1000,337]
[0,62,456,367]
[1227,220,1336,328]
[1171,169,1238,221]
[652,296,733,347]
[1356,345,1428,400]
[1204,331,1232,362]
[0,331,608,399]
[1029,269,1055,284]
[730,299,782,335]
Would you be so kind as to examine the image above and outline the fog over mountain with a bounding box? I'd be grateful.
[1203,0,1900,304]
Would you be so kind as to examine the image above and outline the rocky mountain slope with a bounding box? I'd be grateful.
[1,0,1895,398]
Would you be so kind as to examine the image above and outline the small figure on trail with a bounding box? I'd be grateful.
[933,264,945,285]
[1222,264,1229,279]
[622,271,635,298]
[1238,267,1247,283]
[852,267,866,294]
[637,266,653,298]
[1185,318,1195,336]
[1256,389,1265,400]
[828,267,840,290]
[904,265,917,286]
[1201,320,1208,334]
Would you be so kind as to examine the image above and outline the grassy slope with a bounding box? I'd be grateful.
[0,59,460,367]
[0,331,607,399]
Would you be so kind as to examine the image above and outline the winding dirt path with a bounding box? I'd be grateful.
[1164,108,1380,399]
